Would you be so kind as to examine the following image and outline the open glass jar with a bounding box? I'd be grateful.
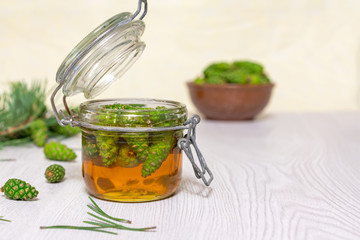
[51,0,213,202]
[80,99,187,202]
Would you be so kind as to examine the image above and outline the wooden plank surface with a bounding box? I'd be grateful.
[1,112,360,240]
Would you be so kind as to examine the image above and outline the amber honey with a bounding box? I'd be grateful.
[81,130,183,202]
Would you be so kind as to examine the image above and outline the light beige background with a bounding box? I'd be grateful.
[1,0,360,114]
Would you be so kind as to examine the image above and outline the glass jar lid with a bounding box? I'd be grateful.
[56,12,145,99]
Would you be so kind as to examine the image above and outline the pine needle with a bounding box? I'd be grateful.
[39,225,117,235]
[0,158,16,162]
[87,212,156,232]
[0,137,32,150]
[87,196,131,223]
[83,220,156,232]
[0,216,11,222]
[40,196,156,235]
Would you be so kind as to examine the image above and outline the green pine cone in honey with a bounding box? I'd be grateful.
[45,164,65,183]
[94,103,184,176]
[82,137,99,158]
[1,178,39,200]
[95,104,152,167]
[44,141,77,161]
[142,132,175,177]
[30,119,48,147]
[121,132,149,163]
[95,134,119,166]
[102,104,182,127]
[116,145,141,168]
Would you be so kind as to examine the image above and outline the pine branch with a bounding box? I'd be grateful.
[0,81,80,149]
[0,81,47,137]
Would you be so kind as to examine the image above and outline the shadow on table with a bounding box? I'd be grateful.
[178,177,213,198]
[1,194,39,201]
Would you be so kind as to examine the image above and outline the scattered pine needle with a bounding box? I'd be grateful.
[0,216,11,222]
[40,196,156,235]
[0,158,16,162]
[40,225,117,235]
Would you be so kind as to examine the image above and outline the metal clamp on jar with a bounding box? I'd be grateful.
[51,0,213,202]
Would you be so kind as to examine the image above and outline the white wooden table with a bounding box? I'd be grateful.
[1,112,360,240]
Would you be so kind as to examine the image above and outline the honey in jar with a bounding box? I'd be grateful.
[79,99,187,202]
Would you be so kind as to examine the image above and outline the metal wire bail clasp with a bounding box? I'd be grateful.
[178,115,214,186]
[50,82,79,127]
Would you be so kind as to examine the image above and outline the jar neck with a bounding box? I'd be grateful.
[78,98,188,128]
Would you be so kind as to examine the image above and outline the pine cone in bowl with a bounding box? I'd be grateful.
[187,61,274,120]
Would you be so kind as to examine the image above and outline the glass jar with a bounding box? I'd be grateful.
[79,98,187,202]
[50,0,213,203]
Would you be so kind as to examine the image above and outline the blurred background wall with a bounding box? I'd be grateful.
[1,0,360,114]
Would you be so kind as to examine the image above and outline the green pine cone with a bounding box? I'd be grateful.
[96,134,119,166]
[102,104,183,128]
[82,137,99,159]
[117,145,141,168]
[45,164,65,183]
[122,133,149,163]
[52,125,81,137]
[92,104,185,176]
[223,69,248,84]
[0,178,39,200]
[142,132,175,177]
[31,119,48,147]
[233,61,263,74]
[44,142,77,161]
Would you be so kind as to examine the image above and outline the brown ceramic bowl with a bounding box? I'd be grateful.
[187,82,274,120]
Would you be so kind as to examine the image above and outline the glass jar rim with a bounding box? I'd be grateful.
[78,98,188,129]
[80,98,186,111]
